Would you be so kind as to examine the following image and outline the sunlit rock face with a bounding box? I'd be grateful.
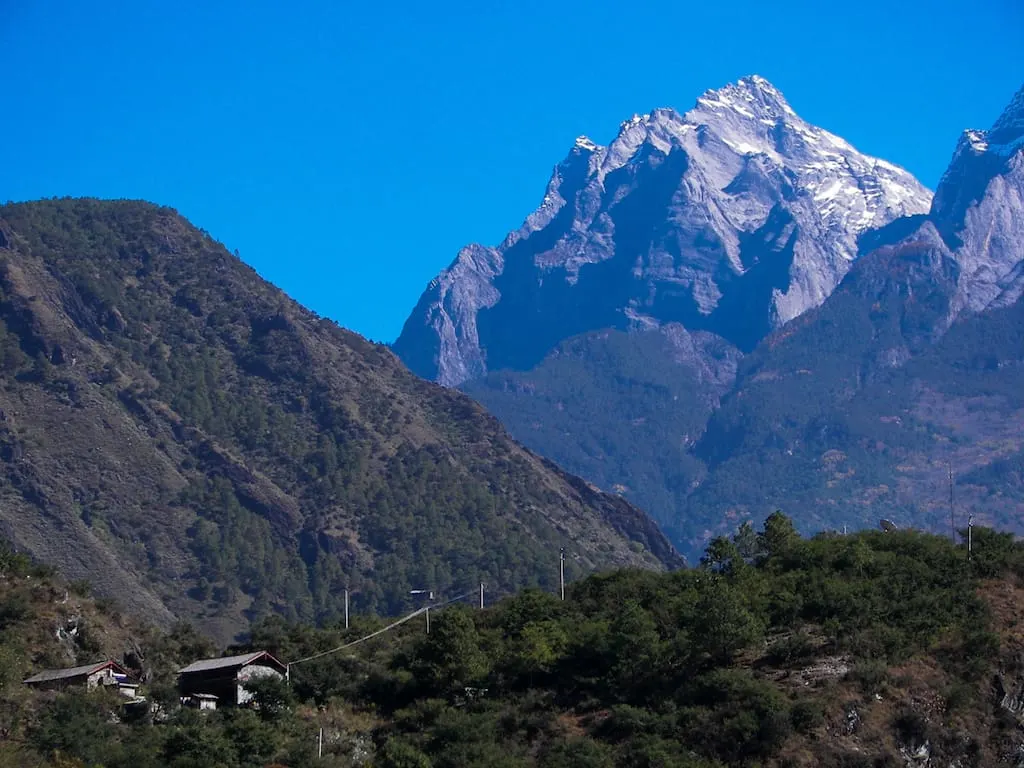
[394,76,932,386]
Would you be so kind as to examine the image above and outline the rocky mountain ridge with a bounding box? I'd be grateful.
[394,75,932,386]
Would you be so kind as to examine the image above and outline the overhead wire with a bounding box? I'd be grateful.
[287,589,476,669]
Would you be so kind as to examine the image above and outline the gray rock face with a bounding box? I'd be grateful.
[863,83,1024,328]
[933,85,1024,317]
[395,76,932,385]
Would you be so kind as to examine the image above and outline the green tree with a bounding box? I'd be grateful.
[242,675,294,721]
[507,620,568,685]
[412,608,489,697]
[160,713,236,768]
[540,739,615,768]
[28,691,121,766]
[608,600,662,699]
[701,537,743,576]
[733,521,761,562]
[759,512,799,561]
[223,709,280,767]
[377,739,433,768]
[692,580,763,663]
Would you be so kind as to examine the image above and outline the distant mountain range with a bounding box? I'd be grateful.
[0,199,679,642]
[396,77,1024,559]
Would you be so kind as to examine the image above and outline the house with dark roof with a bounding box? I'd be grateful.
[23,660,139,698]
[177,651,287,707]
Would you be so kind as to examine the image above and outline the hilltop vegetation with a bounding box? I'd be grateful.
[0,198,677,642]
[7,516,1024,766]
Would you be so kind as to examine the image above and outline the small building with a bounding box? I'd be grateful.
[177,651,286,707]
[23,660,139,698]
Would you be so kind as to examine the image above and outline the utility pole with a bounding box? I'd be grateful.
[344,589,349,630]
[949,463,956,543]
[410,589,434,634]
[318,727,323,759]
[559,548,565,601]
[479,582,485,610]
[968,514,974,559]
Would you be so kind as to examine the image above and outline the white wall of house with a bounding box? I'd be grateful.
[236,664,283,705]
[85,668,119,690]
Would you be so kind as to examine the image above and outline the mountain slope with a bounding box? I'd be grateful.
[463,325,742,545]
[395,76,932,547]
[0,198,679,641]
[679,83,1024,552]
[400,79,1023,561]
[394,75,931,386]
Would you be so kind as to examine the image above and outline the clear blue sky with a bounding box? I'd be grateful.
[1,1,1021,342]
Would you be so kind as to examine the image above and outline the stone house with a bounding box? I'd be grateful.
[177,651,286,707]
[23,660,139,698]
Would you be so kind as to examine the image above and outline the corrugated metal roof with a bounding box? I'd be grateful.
[178,651,282,674]
[23,660,123,684]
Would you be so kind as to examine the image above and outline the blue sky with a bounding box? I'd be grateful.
[1,1,1021,343]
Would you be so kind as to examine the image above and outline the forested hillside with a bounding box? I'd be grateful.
[680,233,1024,553]
[464,326,741,546]
[0,199,678,642]
[5,518,1024,767]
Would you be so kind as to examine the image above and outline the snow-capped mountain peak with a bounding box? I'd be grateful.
[394,77,933,386]
[580,77,930,240]
[581,77,933,259]
[696,74,796,119]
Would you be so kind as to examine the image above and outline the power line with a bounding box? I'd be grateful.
[433,590,477,610]
[288,607,427,667]
[287,590,477,669]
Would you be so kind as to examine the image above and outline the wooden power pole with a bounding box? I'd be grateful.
[559,548,565,601]
[949,463,956,542]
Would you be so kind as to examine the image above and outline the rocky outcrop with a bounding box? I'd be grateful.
[935,85,1024,317]
[840,83,1024,331]
[395,75,932,386]
[429,81,1023,560]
